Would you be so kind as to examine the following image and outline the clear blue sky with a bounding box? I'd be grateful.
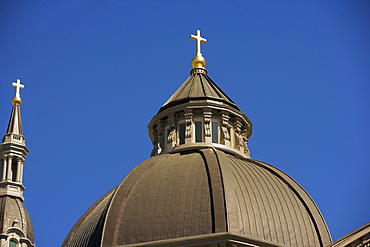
[0,1,369,246]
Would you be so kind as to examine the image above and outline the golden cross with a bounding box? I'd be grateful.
[190,30,207,56]
[12,79,24,98]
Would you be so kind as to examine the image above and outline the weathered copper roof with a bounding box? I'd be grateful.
[62,148,331,247]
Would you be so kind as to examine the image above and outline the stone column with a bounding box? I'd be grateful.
[1,155,7,181]
[16,158,23,183]
[6,155,13,181]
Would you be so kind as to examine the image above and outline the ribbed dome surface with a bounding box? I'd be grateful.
[62,148,331,247]
[62,189,115,247]
[162,71,237,109]
[0,197,34,242]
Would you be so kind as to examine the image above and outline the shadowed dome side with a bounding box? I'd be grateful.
[62,188,116,247]
[62,148,331,247]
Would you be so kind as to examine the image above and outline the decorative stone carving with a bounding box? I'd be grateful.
[241,130,250,157]
[236,132,244,148]
[157,121,165,153]
[167,114,177,148]
[204,111,212,138]
[221,113,230,141]
[150,128,158,157]
[234,120,242,149]
[167,129,177,143]
[184,111,193,138]
[150,120,166,157]
[234,121,250,158]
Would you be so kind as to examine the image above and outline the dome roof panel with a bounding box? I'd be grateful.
[162,72,235,108]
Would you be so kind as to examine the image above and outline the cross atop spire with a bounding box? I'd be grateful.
[12,79,24,98]
[11,79,24,105]
[190,30,207,69]
[190,30,207,56]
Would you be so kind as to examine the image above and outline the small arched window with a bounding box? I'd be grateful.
[11,159,17,182]
[9,239,17,247]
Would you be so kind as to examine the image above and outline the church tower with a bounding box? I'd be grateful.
[0,80,34,247]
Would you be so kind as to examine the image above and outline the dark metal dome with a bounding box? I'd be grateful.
[62,148,331,247]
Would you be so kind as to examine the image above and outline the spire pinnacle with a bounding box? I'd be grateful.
[190,30,207,68]
[0,79,29,202]
[11,79,24,105]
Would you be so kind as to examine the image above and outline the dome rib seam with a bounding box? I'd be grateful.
[211,148,228,232]
[198,148,228,233]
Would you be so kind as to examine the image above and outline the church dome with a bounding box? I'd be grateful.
[62,149,331,247]
[62,30,331,247]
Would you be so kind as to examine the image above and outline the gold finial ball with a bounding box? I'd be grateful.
[12,96,22,105]
[191,55,206,68]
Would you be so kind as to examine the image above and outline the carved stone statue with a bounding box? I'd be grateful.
[167,129,177,144]
[185,117,192,138]
[204,117,211,137]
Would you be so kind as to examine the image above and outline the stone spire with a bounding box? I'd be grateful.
[0,79,28,200]
[148,31,252,158]
[0,79,34,246]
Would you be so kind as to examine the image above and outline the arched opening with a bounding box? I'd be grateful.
[11,159,17,182]
[9,239,17,247]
